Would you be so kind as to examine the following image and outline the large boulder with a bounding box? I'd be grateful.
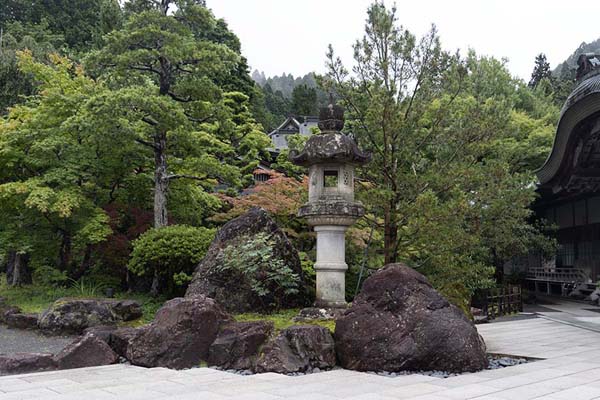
[38,298,142,335]
[185,208,307,313]
[335,264,488,373]
[208,321,274,370]
[255,325,336,374]
[54,333,118,370]
[0,353,56,376]
[127,296,230,369]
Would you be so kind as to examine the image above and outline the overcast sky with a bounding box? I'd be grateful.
[206,0,600,82]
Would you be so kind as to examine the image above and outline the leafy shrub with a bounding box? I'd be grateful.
[215,232,301,309]
[128,225,215,295]
[33,265,69,286]
[68,277,107,297]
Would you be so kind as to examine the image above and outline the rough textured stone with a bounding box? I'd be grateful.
[83,325,118,344]
[54,333,118,370]
[110,300,143,321]
[127,296,230,369]
[38,298,143,334]
[82,326,138,358]
[110,327,139,358]
[255,325,336,374]
[5,313,39,330]
[335,263,488,373]
[290,132,370,167]
[185,208,307,313]
[0,304,22,324]
[0,353,56,376]
[208,321,274,370]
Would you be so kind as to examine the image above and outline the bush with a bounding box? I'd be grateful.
[215,232,301,309]
[128,225,215,295]
[33,265,69,287]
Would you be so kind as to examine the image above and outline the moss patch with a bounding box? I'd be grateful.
[235,308,336,333]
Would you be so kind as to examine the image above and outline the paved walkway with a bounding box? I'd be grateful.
[2,317,600,399]
[524,296,600,332]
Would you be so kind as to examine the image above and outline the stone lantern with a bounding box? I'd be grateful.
[290,103,370,308]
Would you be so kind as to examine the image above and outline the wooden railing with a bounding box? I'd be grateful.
[472,285,522,320]
[526,267,588,283]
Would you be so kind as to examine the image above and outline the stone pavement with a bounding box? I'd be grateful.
[525,296,600,332]
[2,317,600,399]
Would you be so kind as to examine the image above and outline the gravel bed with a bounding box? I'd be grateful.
[0,325,74,355]
[213,354,531,378]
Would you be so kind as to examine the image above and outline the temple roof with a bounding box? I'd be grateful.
[536,55,600,193]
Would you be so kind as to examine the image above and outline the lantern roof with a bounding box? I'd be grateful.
[290,101,371,167]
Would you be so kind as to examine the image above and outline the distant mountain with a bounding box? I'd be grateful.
[553,38,600,78]
[251,70,320,99]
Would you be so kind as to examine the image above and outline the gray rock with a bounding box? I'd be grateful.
[185,208,307,313]
[110,300,143,321]
[5,313,39,330]
[0,353,56,376]
[127,296,230,369]
[109,327,139,358]
[83,325,117,343]
[256,325,336,374]
[335,263,488,373]
[38,298,143,335]
[208,321,274,370]
[54,333,118,370]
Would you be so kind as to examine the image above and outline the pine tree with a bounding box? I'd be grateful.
[529,53,552,88]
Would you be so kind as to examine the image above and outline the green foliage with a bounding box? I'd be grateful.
[215,232,301,309]
[322,1,555,296]
[67,277,108,297]
[0,273,162,323]
[128,225,215,294]
[528,53,551,89]
[271,134,310,179]
[32,265,69,287]
[291,84,318,116]
[235,308,335,333]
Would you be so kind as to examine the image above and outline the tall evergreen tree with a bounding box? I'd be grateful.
[528,53,552,88]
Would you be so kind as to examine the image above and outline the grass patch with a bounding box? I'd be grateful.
[235,308,336,332]
[0,274,163,324]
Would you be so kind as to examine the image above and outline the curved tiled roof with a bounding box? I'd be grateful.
[536,70,600,185]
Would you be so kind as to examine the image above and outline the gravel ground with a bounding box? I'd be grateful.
[0,325,74,355]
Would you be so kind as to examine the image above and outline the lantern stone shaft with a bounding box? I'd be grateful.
[290,103,370,308]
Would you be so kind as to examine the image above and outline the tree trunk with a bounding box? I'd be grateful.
[6,250,32,286]
[384,205,399,265]
[154,131,169,229]
[71,245,93,281]
[58,230,72,272]
[151,130,169,296]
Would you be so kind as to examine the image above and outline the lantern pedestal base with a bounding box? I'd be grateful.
[313,225,349,308]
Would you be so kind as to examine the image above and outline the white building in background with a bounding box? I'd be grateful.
[268,116,319,151]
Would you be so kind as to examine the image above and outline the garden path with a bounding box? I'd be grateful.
[2,316,600,399]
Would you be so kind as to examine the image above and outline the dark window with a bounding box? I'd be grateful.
[324,170,338,188]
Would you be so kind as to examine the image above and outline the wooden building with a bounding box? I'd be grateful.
[527,54,600,295]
